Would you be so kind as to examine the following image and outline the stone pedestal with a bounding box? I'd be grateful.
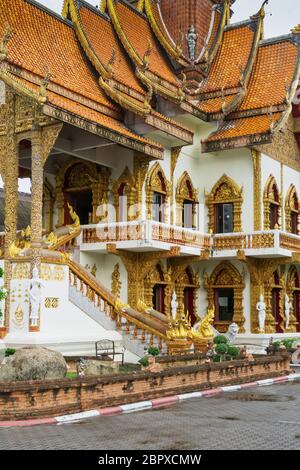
[193,337,209,353]
[167,338,193,355]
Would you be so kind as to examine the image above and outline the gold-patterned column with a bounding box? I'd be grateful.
[252,149,262,231]
[170,147,182,225]
[1,89,18,333]
[30,131,43,259]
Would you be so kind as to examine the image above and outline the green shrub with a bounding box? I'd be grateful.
[138,357,149,367]
[5,348,16,357]
[212,355,221,363]
[148,347,160,357]
[215,343,229,356]
[227,346,239,358]
[281,339,294,350]
[273,341,281,351]
[213,335,228,345]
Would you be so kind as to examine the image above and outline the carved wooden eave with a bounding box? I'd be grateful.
[44,104,163,159]
[201,131,274,153]
[145,112,194,145]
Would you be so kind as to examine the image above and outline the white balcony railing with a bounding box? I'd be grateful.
[81,220,211,251]
[81,223,300,256]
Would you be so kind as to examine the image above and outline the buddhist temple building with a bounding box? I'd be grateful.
[0,0,300,357]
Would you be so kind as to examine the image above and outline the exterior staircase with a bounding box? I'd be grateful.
[67,259,168,358]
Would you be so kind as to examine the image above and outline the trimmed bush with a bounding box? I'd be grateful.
[213,335,228,345]
[215,343,229,356]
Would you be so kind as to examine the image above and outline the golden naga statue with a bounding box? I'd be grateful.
[8,225,32,258]
[46,231,58,248]
[166,312,192,340]
[137,299,151,313]
[114,298,129,313]
[67,203,80,232]
[192,307,215,339]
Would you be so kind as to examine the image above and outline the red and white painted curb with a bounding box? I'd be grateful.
[1,373,299,428]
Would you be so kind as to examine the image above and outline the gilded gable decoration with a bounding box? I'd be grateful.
[206,174,243,233]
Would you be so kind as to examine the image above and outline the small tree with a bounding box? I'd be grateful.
[215,343,229,361]
[213,335,228,345]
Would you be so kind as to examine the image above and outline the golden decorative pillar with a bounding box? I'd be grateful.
[237,252,283,333]
[252,149,262,231]
[1,89,18,333]
[107,245,179,311]
[133,152,150,220]
[170,147,182,225]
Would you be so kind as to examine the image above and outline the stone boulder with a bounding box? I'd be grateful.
[0,346,67,382]
[77,359,119,377]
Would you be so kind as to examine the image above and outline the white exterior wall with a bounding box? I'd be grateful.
[79,252,128,303]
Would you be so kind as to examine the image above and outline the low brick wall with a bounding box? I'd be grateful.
[0,354,290,421]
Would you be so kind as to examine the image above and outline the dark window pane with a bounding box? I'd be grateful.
[215,288,234,322]
[215,203,233,233]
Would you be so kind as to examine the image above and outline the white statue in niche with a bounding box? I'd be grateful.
[28,267,44,327]
[285,294,291,330]
[171,291,178,320]
[256,294,266,333]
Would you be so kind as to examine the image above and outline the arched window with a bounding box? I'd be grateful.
[264,176,281,230]
[144,262,171,315]
[204,261,245,332]
[112,167,135,222]
[175,266,199,326]
[176,172,198,228]
[206,175,243,233]
[146,163,170,223]
[285,185,299,234]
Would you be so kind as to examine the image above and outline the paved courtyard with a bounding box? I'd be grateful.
[1,382,300,450]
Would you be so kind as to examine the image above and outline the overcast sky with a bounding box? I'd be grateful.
[40,0,300,38]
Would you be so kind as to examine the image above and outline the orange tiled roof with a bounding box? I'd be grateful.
[205,113,281,143]
[0,0,116,112]
[198,23,256,95]
[13,74,163,154]
[78,3,145,98]
[197,94,236,114]
[113,0,179,87]
[238,39,299,111]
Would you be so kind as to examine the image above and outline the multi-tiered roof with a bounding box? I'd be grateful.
[1,0,300,154]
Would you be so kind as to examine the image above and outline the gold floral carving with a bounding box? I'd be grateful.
[204,261,245,333]
[111,263,121,298]
[11,262,31,280]
[45,298,59,309]
[263,175,282,230]
[170,147,182,224]
[146,162,170,221]
[133,152,150,219]
[205,174,243,233]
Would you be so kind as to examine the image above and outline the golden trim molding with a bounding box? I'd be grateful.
[146,162,170,221]
[175,171,198,227]
[285,184,299,234]
[263,175,282,230]
[252,149,262,231]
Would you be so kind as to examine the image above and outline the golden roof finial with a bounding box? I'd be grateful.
[137,0,145,13]
[39,69,51,104]
[292,24,300,35]
[99,0,108,14]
